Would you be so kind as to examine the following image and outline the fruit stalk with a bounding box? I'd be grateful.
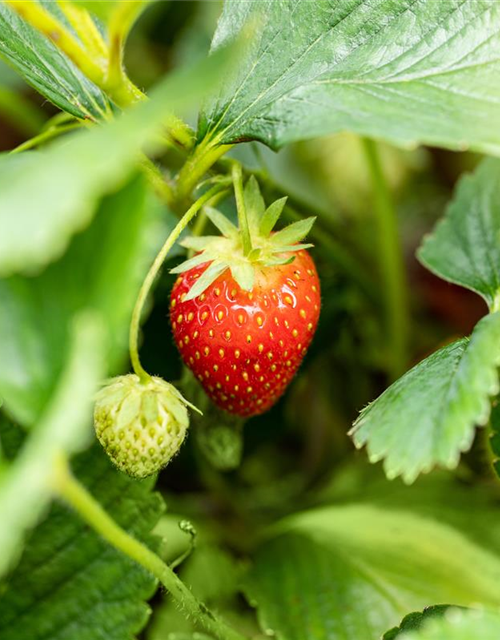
[54,455,248,640]
[129,184,228,383]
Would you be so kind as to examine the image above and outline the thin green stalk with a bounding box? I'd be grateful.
[176,136,233,205]
[362,137,409,380]
[129,185,228,382]
[140,156,176,209]
[54,455,247,640]
[231,162,252,255]
[10,122,84,154]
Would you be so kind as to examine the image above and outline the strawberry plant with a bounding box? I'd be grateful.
[1,2,500,640]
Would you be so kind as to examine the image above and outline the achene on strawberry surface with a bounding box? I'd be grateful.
[171,250,320,417]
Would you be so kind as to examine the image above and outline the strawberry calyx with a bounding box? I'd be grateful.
[171,175,315,301]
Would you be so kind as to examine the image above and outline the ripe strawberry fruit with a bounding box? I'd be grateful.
[170,176,320,417]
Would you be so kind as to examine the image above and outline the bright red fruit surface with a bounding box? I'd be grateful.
[170,250,320,417]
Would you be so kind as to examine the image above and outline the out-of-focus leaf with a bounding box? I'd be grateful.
[350,313,500,483]
[0,445,163,639]
[246,504,500,640]
[0,313,104,577]
[0,177,154,426]
[0,39,234,277]
[202,0,500,154]
[0,1,112,120]
[384,607,452,640]
[397,608,500,640]
[419,158,500,311]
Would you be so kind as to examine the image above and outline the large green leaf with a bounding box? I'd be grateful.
[418,159,500,311]
[397,609,500,640]
[0,313,104,577]
[0,1,111,120]
[202,0,500,154]
[0,444,163,639]
[0,177,154,426]
[384,607,452,640]
[246,504,500,640]
[0,41,233,278]
[349,312,500,483]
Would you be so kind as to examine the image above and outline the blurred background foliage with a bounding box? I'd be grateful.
[0,2,497,639]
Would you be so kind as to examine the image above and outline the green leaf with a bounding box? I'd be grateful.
[0,1,111,120]
[0,177,152,426]
[259,197,288,237]
[418,158,500,310]
[350,313,500,483]
[170,253,214,275]
[202,1,500,154]
[0,42,234,278]
[397,608,500,640]
[0,313,105,578]
[384,607,452,640]
[0,444,164,639]
[246,504,500,640]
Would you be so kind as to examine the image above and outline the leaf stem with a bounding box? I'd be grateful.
[57,0,108,62]
[232,162,252,256]
[362,137,409,380]
[54,455,247,640]
[10,122,85,154]
[129,184,228,382]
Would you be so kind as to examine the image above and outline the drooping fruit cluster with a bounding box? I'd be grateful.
[94,374,191,478]
[170,176,320,417]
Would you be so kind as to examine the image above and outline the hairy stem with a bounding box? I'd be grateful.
[362,137,409,380]
[129,185,228,382]
[54,455,247,640]
[232,162,253,256]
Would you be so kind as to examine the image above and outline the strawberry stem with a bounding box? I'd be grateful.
[129,184,229,383]
[232,162,253,256]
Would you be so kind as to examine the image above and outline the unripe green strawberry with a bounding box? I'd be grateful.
[94,374,190,478]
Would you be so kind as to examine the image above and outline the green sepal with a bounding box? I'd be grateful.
[230,263,255,291]
[183,261,228,301]
[259,197,288,236]
[170,252,213,274]
[269,217,316,246]
[180,236,220,251]
[205,206,238,238]
[244,175,266,234]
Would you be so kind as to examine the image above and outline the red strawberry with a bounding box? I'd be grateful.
[170,175,320,417]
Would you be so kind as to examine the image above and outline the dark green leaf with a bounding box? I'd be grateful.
[418,158,500,311]
[202,0,500,154]
[0,178,152,426]
[384,607,452,640]
[396,609,500,640]
[350,313,500,483]
[246,504,500,640]
[0,1,111,120]
[0,444,164,640]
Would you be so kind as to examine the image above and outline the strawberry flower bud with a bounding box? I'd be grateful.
[94,374,191,478]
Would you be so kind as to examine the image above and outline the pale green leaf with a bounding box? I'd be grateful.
[0,44,234,277]
[0,1,111,120]
[259,197,288,237]
[246,504,500,640]
[0,178,154,426]
[418,158,500,310]
[0,444,163,639]
[202,0,500,154]
[399,609,500,640]
[0,313,105,578]
[350,313,500,483]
